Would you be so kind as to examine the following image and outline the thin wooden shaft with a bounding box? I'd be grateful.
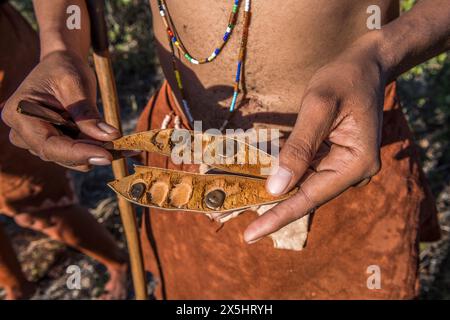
[93,51,148,300]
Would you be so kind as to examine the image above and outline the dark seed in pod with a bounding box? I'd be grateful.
[204,189,226,210]
[129,182,146,201]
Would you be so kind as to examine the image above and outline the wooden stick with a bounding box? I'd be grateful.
[86,0,147,300]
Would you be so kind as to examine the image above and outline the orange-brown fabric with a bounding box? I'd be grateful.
[137,81,440,300]
[0,3,76,217]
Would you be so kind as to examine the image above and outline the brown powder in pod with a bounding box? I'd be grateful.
[148,174,170,207]
[204,179,226,193]
[152,129,173,151]
[169,176,193,208]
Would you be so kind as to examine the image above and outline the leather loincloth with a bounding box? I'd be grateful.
[0,3,77,217]
[136,80,440,299]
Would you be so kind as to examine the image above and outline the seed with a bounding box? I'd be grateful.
[129,182,146,201]
[204,189,226,210]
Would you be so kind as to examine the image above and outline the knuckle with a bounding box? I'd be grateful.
[282,138,314,166]
[59,72,84,91]
[8,130,19,146]
[37,135,53,162]
[1,103,14,126]
[304,90,338,114]
[297,187,316,215]
[367,158,381,177]
[269,206,285,222]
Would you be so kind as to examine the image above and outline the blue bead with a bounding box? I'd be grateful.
[214,48,220,55]
[235,62,242,82]
[229,91,239,112]
[223,32,230,41]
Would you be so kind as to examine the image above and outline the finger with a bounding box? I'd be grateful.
[54,67,120,141]
[65,100,121,141]
[266,93,337,196]
[40,135,113,167]
[354,177,371,187]
[13,113,114,166]
[111,150,142,160]
[309,142,331,170]
[245,144,377,242]
[80,139,140,160]
[8,130,29,149]
[56,162,92,172]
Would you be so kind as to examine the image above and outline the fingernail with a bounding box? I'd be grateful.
[97,122,119,135]
[88,157,111,166]
[266,166,292,195]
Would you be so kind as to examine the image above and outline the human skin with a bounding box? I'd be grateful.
[1,0,450,242]
[0,1,130,299]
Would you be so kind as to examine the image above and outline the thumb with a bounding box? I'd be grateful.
[266,93,336,195]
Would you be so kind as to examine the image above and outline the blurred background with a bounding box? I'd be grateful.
[0,0,448,299]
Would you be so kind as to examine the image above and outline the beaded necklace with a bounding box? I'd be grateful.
[157,0,252,130]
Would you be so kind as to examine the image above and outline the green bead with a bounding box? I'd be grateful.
[184,53,191,60]
[232,5,237,13]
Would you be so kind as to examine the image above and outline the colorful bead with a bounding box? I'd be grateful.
[182,100,194,123]
[158,0,252,127]
[174,70,183,89]
[230,91,239,112]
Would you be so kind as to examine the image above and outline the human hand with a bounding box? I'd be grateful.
[244,33,387,243]
[1,51,120,172]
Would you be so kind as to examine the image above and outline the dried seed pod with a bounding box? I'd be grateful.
[108,166,297,213]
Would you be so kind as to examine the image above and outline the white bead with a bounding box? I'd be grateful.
[161,114,171,129]
[174,115,181,129]
[208,52,216,61]
[245,0,250,12]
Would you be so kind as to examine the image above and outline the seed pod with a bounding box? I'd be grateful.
[104,129,276,177]
[108,166,297,213]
